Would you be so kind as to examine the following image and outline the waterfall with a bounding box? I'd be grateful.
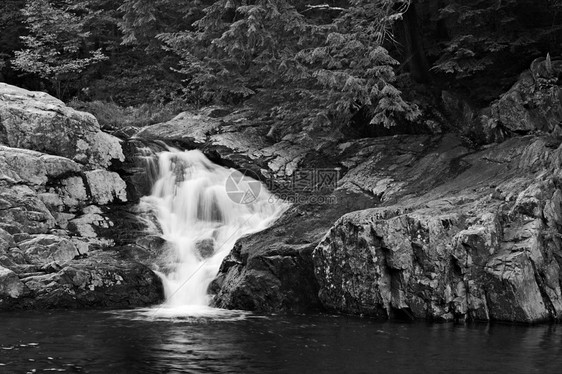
[141,148,287,308]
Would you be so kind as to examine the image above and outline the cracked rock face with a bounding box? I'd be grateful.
[312,136,562,323]
[0,84,163,310]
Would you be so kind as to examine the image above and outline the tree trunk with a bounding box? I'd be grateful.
[402,0,431,83]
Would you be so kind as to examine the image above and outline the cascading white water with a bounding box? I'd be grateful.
[141,148,287,308]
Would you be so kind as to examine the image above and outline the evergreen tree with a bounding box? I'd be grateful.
[158,0,421,128]
[428,0,562,101]
[119,0,205,51]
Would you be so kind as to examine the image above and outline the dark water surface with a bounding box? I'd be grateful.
[1,307,562,374]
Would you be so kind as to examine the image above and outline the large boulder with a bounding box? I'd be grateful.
[6,252,163,309]
[0,145,127,214]
[136,109,223,146]
[313,206,559,322]
[211,190,374,313]
[17,235,80,265]
[0,84,163,310]
[0,146,81,186]
[0,83,124,169]
[0,184,57,235]
[482,57,562,141]
[0,265,25,300]
[310,136,562,323]
[84,170,127,205]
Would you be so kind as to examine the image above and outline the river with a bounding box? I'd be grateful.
[1,307,561,373]
[2,146,559,373]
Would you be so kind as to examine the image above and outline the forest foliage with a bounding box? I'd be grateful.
[0,0,561,130]
[12,0,108,98]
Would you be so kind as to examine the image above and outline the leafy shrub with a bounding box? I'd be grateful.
[69,99,189,129]
[12,0,107,99]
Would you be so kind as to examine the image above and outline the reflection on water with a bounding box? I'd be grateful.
[1,308,562,373]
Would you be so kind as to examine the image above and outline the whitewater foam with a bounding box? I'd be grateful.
[141,149,287,307]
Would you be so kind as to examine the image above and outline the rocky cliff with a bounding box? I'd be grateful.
[0,83,163,309]
[135,57,562,323]
[313,135,562,322]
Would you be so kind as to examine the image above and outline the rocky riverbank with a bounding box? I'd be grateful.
[2,56,562,323]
